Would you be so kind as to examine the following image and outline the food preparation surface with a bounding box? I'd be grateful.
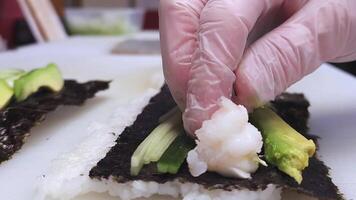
[0,34,355,200]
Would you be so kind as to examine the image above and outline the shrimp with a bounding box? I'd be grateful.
[187,97,263,178]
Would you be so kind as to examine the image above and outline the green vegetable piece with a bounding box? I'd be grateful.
[0,69,25,80]
[157,133,195,174]
[250,107,316,184]
[0,79,14,109]
[159,107,179,123]
[0,69,26,87]
[130,109,182,176]
[14,64,64,101]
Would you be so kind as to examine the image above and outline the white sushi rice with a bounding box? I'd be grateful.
[36,88,281,200]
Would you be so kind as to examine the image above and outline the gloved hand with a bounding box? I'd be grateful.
[159,0,356,135]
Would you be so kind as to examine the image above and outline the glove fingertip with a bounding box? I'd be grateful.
[234,67,264,111]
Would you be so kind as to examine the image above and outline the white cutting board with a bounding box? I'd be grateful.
[0,36,355,200]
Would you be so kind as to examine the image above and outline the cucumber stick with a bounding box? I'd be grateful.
[157,133,196,174]
[130,108,182,176]
[159,106,179,123]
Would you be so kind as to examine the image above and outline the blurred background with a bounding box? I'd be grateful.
[0,0,158,47]
[0,0,354,75]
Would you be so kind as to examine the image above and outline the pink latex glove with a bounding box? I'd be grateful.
[159,0,356,135]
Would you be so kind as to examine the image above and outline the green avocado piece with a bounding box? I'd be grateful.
[0,79,14,109]
[0,69,25,79]
[0,69,26,87]
[250,107,316,184]
[14,64,64,101]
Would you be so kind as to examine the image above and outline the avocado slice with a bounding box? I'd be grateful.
[0,79,14,109]
[0,69,26,87]
[250,107,316,184]
[0,69,25,79]
[14,64,64,101]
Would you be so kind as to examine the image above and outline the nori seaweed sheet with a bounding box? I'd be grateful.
[90,86,343,200]
[0,80,109,163]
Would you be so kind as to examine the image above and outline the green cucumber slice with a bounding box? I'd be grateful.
[157,133,195,174]
[130,108,182,176]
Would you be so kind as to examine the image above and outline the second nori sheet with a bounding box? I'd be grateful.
[90,86,342,200]
[0,80,109,163]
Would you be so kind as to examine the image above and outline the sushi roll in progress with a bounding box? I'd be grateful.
[37,84,342,200]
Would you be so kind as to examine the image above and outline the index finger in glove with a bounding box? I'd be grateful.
[159,0,207,109]
[183,0,272,134]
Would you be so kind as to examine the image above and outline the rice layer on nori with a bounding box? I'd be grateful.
[90,86,343,200]
[0,80,109,163]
